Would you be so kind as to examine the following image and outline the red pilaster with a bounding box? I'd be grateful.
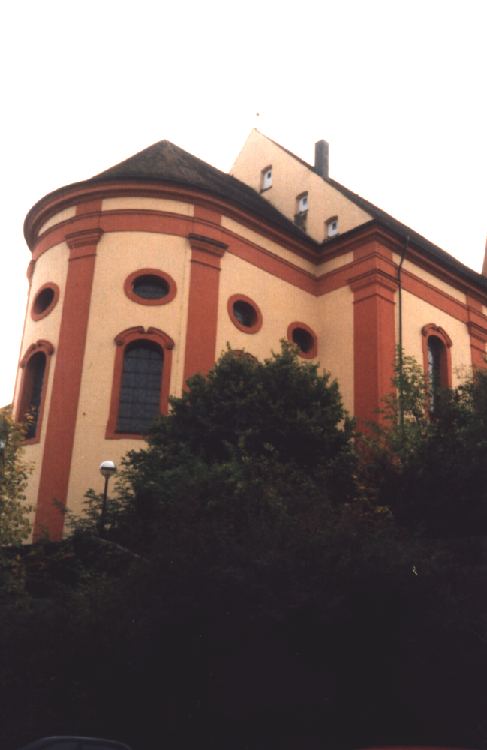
[466,295,487,369]
[33,219,103,541]
[350,252,397,429]
[183,233,227,384]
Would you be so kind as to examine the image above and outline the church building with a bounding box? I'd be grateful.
[14,129,487,540]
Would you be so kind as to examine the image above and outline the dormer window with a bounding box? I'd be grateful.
[326,216,339,238]
[260,166,272,191]
[294,192,308,230]
[297,193,308,213]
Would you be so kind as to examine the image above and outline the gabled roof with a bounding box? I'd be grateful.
[325,175,487,290]
[259,131,487,291]
[25,135,487,295]
[90,140,317,247]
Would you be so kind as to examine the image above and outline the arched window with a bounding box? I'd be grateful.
[117,341,163,434]
[422,324,452,410]
[16,340,54,442]
[106,327,174,439]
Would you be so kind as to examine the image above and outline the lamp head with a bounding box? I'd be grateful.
[99,460,116,478]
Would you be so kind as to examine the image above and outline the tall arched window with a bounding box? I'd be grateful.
[117,341,164,434]
[422,324,452,410]
[106,327,174,439]
[16,340,54,442]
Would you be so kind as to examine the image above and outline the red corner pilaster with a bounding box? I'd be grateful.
[466,295,487,369]
[350,259,397,430]
[33,221,103,541]
[183,233,227,384]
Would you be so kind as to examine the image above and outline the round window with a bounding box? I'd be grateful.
[287,323,317,358]
[292,327,314,353]
[228,295,263,334]
[133,274,170,300]
[124,269,177,306]
[233,300,257,328]
[31,284,59,320]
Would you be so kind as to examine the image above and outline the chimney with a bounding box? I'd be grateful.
[314,140,329,178]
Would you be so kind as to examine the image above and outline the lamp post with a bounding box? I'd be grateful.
[98,460,116,535]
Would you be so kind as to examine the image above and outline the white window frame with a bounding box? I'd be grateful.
[326,216,339,238]
[260,166,273,191]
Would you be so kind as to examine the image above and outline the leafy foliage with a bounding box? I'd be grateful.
[0,406,32,545]
[394,368,487,535]
[113,344,357,559]
[1,350,487,749]
[362,350,487,536]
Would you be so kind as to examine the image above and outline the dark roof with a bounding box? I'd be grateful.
[90,140,317,248]
[260,131,487,291]
[26,135,487,294]
[325,175,487,290]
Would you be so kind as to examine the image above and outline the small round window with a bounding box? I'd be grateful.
[287,323,317,359]
[133,274,169,300]
[31,283,59,321]
[228,294,263,334]
[234,300,256,327]
[124,269,177,306]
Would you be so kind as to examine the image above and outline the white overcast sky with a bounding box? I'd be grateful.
[1,0,485,406]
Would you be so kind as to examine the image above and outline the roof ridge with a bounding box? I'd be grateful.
[254,129,315,172]
[89,138,318,248]
[252,129,486,286]
[93,139,175,178]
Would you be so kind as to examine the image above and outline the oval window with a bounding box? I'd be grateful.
[292,327,313,353]
[227,295,263,334]
[124,269,177,306]
[233,300,256,328]
[31,284,59,320]
[133,274,169,300]
[287,323,317,358]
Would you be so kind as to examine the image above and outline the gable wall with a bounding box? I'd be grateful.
[231,130,371,243]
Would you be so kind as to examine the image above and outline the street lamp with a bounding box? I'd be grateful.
[98,460,116,535]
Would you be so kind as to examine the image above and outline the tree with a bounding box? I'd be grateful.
[0,406,31,545]
[4,351,487,750]
[109,343,357,560]
[362,351,487,537]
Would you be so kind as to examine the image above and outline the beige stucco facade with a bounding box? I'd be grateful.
[315,286,354,414]
[221,216,316,274]
[66,229,192,514]
[102,196,195,216]
[231,130,371,243]
[17,241,69,374]
[401,289,472,387]
[394,253,468,305]
[15,242,69,521]
[216,252,316,360]
[38,207,77,236]
[14,132,487,539]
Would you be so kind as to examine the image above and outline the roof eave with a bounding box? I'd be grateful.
[321,219,487,297]
[24,177,320,258]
